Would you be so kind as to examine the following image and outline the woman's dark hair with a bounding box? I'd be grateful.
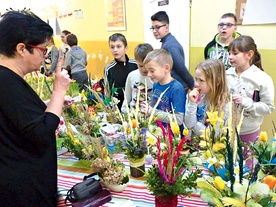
[0,10,53,57]
[67,34,78,47]
[228,35,263,71]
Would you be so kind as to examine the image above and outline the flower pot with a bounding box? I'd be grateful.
[101,180,128,192]
[155,195,178,207]
[129,157,145,178]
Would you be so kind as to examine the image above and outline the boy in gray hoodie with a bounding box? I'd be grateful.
[65,34,88,91]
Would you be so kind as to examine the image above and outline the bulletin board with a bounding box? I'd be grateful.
[105,0,126,31]
[241,0,276,25]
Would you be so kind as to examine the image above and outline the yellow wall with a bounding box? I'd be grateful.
[50,0,144,79]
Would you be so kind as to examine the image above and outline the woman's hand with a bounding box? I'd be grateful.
[63,95,73,108]
[53,58,71,93]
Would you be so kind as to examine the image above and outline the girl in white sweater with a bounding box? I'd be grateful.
[226,35,275,167]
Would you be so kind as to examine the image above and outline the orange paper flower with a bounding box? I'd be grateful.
[264,175,276,190]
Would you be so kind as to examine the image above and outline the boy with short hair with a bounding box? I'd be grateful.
[104,33,137,110]
[204,13,240,69]
[64,33,88,91]
[150,11,194,91]
[141,49,186,130]
[121,43,154,113]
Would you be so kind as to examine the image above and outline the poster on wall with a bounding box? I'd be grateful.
[105,0,126,31]
[235,0,247,24]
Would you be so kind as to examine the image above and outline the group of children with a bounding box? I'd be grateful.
[103,12,275,169]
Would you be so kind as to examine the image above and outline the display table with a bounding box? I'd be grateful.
[57,153,208,207]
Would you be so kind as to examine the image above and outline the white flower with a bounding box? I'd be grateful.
[207,157,217,168]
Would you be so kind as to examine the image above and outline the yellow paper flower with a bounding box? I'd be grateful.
[206,110,223,127]
[203,150,212,160]
[183,128,189,136]
[212,142,226,152]
[214,176,225,190]
[147,136,156,145]
[171,122,180,135]
[133,135,138,141]
[259,131,268,142]
[200,128,211,140]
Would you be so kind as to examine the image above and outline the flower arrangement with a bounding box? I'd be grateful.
[116,126,148,161]
[198,109,246,182]
[86,78,121,124]
[90,137,129,187]
[145,121,202,198]
[197,106,276,206]
[24,71,54,100]
[60,123,96,160]
[59,100,106,160]
[251,128,276,177]
[116,85,170,162]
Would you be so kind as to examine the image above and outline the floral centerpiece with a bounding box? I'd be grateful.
[115,108,150,177]
[197,106,276,206]
[146,121,202,207]
[251,124,276,177]
[115,86,171,177]
[59,99,104,162]
[86,78,121,124]
[24,71,54,100]
[90,137,129,192]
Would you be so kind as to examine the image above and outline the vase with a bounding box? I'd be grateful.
[101,180,128,192]
[129,157,145,178]
[155,195,178,207]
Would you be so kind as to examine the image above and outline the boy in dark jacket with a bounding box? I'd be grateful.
[104,33,137,110]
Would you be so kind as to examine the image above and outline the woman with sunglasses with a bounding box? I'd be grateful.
[0,10,72,206]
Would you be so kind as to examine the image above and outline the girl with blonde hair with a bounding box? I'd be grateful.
[185,59,230,136]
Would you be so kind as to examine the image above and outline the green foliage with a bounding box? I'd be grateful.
[146,164,202,196]
[62,134,86,159]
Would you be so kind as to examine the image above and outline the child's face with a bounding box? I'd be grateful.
[109,40,127,62]
[194,68,210,94]
[136,60,148,76]
[151,20,169,40]
[145,60,169,84]
[229,49,252,70]
[217,17,237,41]
[61,33,68,44]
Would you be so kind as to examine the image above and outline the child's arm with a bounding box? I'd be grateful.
[243,87,274,117]
[121,74,133,113]
[184,88,206,136]
[152,109,184,125]
[184,101,206,136]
